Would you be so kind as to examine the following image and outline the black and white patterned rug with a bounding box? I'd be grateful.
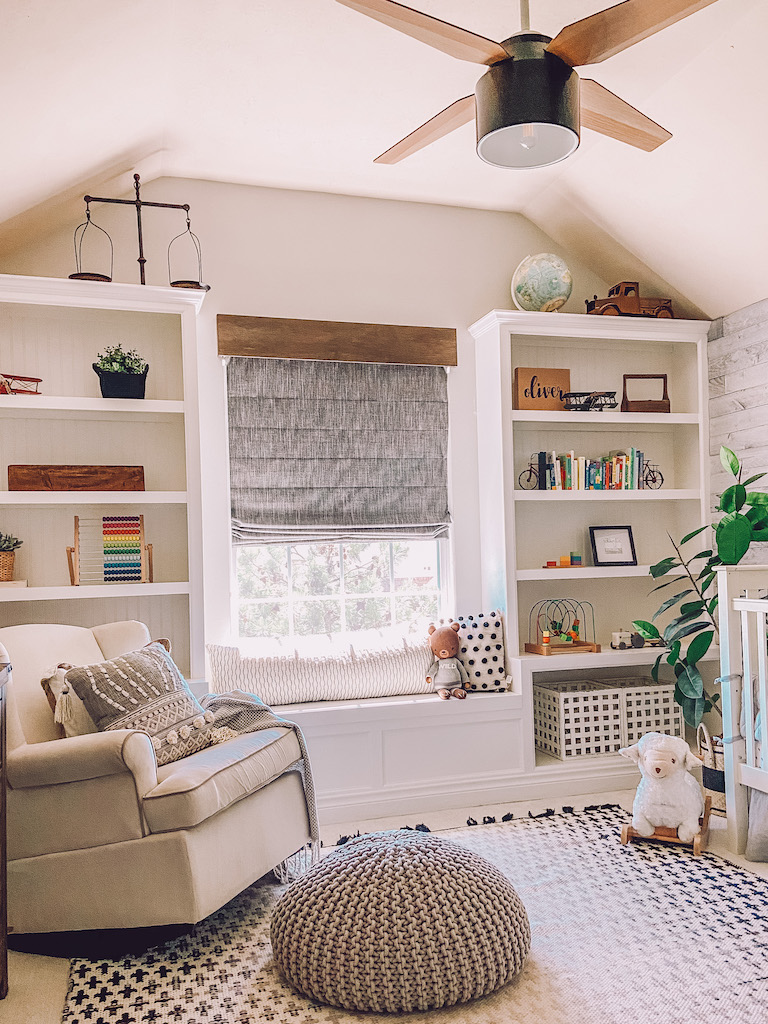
[62,808,768,1023]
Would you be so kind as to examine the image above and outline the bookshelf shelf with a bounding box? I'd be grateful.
[513,489,699,501]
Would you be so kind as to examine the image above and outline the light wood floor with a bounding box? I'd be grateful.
[4,788,766,1024]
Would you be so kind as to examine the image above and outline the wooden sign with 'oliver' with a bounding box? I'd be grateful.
[513,367,571,410]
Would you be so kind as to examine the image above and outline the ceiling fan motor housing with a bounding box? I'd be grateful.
[476,33,580,168]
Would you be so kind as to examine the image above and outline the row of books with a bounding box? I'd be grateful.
[535,449,647,490]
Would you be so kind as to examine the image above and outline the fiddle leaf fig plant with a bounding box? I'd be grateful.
[633,446,767,729]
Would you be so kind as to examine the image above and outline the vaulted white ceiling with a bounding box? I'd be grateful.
[2,0,764,317]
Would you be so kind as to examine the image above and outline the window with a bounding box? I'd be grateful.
[236,538,444,639]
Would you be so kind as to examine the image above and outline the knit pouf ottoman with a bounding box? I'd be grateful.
[270,829,531,1013]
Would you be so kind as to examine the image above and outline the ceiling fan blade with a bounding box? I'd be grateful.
[547,0,719,67]
[336,0,508,65]
[374,95,476,164]
[580,79,672,151]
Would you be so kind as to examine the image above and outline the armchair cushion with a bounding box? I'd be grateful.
[7,729,157,790]
[143,728,301,832]
[65,642,216,766]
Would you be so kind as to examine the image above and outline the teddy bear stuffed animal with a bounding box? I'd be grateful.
[426,621,470,699]
[620,732,704,843]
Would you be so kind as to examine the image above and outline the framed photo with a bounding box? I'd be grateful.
[589,525,637,567]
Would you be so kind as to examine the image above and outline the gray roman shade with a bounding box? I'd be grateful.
[227,356,451,544]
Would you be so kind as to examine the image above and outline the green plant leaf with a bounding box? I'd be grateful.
[666,640,681,665]
[651,590,693,620]
[680,526,708,545]
[743,473,767,487]
[720,446,740,477]
[675,689,706,729]
[746,491,768,506]
[650,576,687,593]
[664,619,712,645]
[650,557,679,578]
[700,572,716,594]
[751,526,768,542]
[719,484,747,512]
[679,600,705,617]
[690,549,713,560]
[674,661,684,677]
[651,653,662,683]
[707,595,719,616]
[685,629,714,665]
[677,664,704,698]
[632,619,660,640]
[715,512,753,564]
[746,506,768,525]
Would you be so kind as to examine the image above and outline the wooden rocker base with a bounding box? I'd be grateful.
[621,796,712,856]
[524,641,601,656]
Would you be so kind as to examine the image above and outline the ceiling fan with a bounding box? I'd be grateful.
[335,0,719,168]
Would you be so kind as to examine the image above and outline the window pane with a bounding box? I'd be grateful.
[345,597,392,631]
[236,545,288,599]
[294,599,341,636]
[395,594,440,631]
[393,541,438,592]
[239,602,289,637]
[343,543,391,594]
[291,544,341,596]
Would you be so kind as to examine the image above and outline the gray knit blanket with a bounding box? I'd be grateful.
[200,689,320,877]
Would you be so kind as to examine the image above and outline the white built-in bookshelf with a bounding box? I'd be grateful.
[470,308,710,658]
[0,274,206,677]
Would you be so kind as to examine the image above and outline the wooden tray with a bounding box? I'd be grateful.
[8,465,145,491]
[524,641,601,656]
[621,796,712,856]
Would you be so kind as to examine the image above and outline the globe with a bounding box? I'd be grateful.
[511,253,573,312]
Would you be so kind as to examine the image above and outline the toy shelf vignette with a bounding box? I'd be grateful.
[526,599,600,656]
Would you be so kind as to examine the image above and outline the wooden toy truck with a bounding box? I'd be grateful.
[586,282,674,318]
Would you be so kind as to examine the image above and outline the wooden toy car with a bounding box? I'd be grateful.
[562,391,618,411]
[586,282,674,318]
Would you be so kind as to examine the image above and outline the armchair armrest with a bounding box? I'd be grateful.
[7,729,158,794]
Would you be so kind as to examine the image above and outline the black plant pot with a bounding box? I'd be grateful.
[93,364,149,399]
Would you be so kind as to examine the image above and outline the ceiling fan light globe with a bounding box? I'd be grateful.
[477,122,579,168]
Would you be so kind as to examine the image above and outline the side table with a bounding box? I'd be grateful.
[0,660,9,999]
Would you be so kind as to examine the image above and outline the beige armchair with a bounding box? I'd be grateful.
[0,621,312,934]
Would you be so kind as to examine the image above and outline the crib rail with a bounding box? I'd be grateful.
[716,566,768,853]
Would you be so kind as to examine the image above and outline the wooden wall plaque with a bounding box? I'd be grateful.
[513,367,571,410]
[8,465,145,491]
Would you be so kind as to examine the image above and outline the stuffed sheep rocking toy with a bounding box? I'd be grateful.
[620,732,704,843]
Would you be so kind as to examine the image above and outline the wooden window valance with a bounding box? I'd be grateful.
[217,314,457,367]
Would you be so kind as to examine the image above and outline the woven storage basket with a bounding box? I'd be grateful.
[602,676,683,745]
[0,550,14,582]
[697,722,726,816]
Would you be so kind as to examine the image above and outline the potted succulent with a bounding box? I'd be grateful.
[93,343,149,399]
[0,533,22,582]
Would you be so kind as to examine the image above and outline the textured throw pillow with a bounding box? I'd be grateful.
[65,642,215,765]
[40,665,98,738]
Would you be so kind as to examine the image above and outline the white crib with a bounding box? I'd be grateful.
[716,566,768,853]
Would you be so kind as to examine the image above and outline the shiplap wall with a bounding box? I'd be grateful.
[709,297,768,561]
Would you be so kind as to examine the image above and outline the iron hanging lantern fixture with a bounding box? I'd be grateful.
[69,201,114,282]
[167,211,210,291]
[69,174,210,289]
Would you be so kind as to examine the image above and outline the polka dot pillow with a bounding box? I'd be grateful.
[453,612,508,691]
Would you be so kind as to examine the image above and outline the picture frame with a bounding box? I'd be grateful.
[589,525,637,567]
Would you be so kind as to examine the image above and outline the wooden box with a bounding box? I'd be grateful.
[513,367,570,410]
[8,465,145,491]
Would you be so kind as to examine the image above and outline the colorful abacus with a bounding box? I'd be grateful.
[67,515,153,585]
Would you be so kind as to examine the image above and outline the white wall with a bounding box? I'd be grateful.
[0,180,609,644]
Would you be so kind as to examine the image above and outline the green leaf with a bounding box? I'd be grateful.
[685,629,714,665]
[679,600,705,617]
[632,619,660,640]
[751,526,768,543]
[746,491,768,506]
[677,664,704,698]
[719,484,747,512]
[650,576,687,593]
[707,595,719,616]
[743,473,767,487]
[664,619,712,646]
[666,640,681,665]
[680,525,708,545]
[675,688,706,729]
[700,571,716,594]
[746,506,768,525]
[709,692,721,704]
[651,654,662,683]
[690,549,713,560]
[720,446,740,477]
[715,512,753,564]
[651,590,693,621]
[650,557,679,579]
